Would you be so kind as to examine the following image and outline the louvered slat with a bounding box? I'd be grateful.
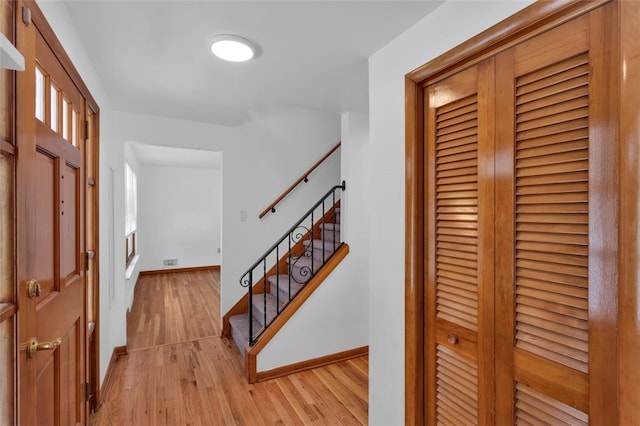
[435,95,479,331]
[515,383,588,425]
[436,345,478,425]
[514,53,589,374]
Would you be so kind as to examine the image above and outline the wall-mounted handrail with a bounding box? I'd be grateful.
[259,142,341,219]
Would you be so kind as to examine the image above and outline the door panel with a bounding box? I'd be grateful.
[426,60,495,425]
[505,11,602,424]
[495,4,616,424]
[32,148,56,297]
[36,357,55,423]
[17,3,87,424]
[61,162,81,281]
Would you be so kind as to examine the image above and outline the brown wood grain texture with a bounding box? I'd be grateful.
[14,2,37,422]
[429,63,484,425]
[0,315,14,426]
[85,108,102,414]
[619,1,640,423]
[0,142,14,306]
[25,12,88,424]
[585,4,620,424]
[259,142,341,218]
[476,57,496,426]
[0,0,12,146]
[512,32,593,412]
[127,270,221,350]
[406,1,627,424]
[92,269,367,425]
[424,83,438,426]
[404,75,424,426]
[514,382,588,425]
[494,47,517,426]
[95,345,127,411]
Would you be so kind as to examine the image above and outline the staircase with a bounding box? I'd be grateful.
[228,206,341,354]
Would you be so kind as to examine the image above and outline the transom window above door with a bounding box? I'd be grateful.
[35,65,80,146]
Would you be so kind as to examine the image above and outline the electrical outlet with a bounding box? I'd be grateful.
[163,258,178,266]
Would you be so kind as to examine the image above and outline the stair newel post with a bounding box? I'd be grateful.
[248,270,253,345]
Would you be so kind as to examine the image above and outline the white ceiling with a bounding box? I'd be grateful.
[62,0,444,127]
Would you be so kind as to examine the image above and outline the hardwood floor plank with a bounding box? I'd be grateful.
[127,270,221,350]
[296,371,363,425]
[263,380,306,425]
[92,270,368,425]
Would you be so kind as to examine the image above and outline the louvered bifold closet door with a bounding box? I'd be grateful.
[495,8,619,425]
[425,60,495,426]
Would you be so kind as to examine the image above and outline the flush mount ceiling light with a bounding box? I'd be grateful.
[210,35,255,62]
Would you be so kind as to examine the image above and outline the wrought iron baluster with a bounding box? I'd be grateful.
[275,246,280,312]
[263,259,267,326]
[239,182,346,346]
[332,190,337,251]
[248,270,253,344]
[288,233,292,302]
[310,211,314,274]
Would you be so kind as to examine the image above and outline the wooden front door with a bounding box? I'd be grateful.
[15,3,92,424]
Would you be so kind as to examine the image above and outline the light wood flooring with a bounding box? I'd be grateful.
[90,269,368,425]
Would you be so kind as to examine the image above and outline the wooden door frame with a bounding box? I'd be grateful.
[14,0,101,421]
[403,0,634,424]
[86,107,101,412]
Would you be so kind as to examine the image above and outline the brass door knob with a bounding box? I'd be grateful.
[27,279,42,298]
[21,337,62,359]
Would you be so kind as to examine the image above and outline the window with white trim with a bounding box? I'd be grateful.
[125,162,137,266]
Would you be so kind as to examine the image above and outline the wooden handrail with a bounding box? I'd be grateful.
[259,141,341,219]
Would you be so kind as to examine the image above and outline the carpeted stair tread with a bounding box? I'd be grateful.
[252,292,279,326]
[268,274,305,301]
[284,256,323,283]
[229,313,262,353]
[319,223,340,231]
[319,224,340,243]
[228,204,343,354]
[303,239,339,252]
[286,255,326,269]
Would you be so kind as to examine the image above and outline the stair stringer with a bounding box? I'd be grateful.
[245,243,350,383]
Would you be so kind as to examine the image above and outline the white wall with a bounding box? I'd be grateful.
[138,163,222,271]
[116,107,341,317]
[257,111,370,371]
[367,1,535,424]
